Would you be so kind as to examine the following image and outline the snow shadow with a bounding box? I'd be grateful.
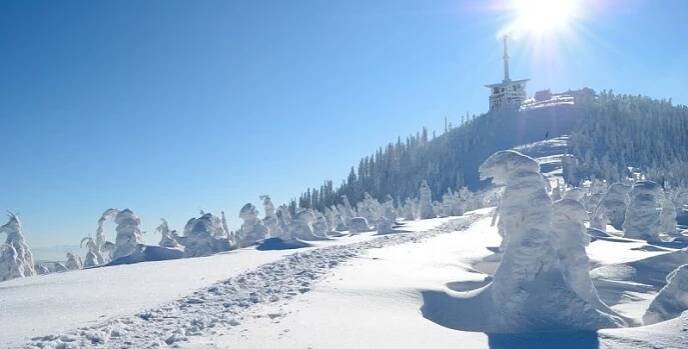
[256,238,313,251]
[487,331,599,349]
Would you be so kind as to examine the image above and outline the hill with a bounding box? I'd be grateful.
[298,91,688,210]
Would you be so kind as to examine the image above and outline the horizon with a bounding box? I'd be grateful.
[2,0,688,250]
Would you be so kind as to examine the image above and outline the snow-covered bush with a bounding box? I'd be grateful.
[643,264,688,325]
[112,209,144,261]
[0,212,36,281]
[600,183,631,230]
[479,150,623,332]
[182,212,225,257]
[236,203,267,247]
[623,181,662,242]
[418,180,435,219]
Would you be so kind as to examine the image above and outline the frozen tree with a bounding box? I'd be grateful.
[324,207,343,232]
[349,217,370,233]
[274,205,294,240]
[643,264,688,325]
[441,189,464,217]
[35,263,50,275]
[660,193,678,238]
[260,195,281,238]
[220,211,237,247]
[0,212,36,281]
[402,198,417,220]
[381,195,398,222]
[65,252,83,270]
[289,209,319,240]
[311,210,331,238]
[339,195,356,226]
[623,181,662,242]
[600,183,631,230]
[357,193,382,225]
[237,203,268,246]
[418,180,435,219]
[182,212,224,257]
[95,208,119,256]
[81,237,103,267]
[552,198,619,317]
[156,219,180,248]
[111,209,144,260]
[479,151,623,332]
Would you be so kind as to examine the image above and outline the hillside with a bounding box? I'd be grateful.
[299,91,688,210]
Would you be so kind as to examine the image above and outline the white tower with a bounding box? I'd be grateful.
[485,35,529,111]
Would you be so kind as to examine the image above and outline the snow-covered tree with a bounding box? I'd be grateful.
[236,203,268,247]
[156,219,180,248]
[348,217,370,233]
[182,212,224,257]
[418,180,435,219]
[600,183,631,230]
[0,212,36,281]
[660,193,678,238]
[65,252,82,270]
[552,198,618,318]
[311,210,331,238]
[80,237,103,267]
[111,209,144,260]
[623,181,662,242]
[402,198,417,220]
[643,264,688,325]
[95,208,119,260]
[260,195,281,237]
[479,150,623,332]
[289,209,319,240]
[356,193,382,225]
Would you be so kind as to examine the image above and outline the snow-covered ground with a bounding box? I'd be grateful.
[178,209,687,349]
[3,208,688,348]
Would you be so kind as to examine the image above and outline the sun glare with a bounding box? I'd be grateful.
[504,0,581,38]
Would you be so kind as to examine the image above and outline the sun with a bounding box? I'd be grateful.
[503,0,582,38]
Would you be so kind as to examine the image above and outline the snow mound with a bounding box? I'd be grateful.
[256,238,313,251]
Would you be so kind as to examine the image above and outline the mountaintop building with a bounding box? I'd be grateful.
[485,36,529,111]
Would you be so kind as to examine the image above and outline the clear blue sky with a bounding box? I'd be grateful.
[1,0,687,248]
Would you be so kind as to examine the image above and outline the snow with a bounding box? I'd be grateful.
[1,219,453,348]
[184,209,688,349]
[2,206,688,348]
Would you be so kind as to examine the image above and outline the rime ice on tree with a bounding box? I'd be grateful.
[418,180,435,219]
[479,151,623,332]
[260,195,281,238]
[157,219,180,248]
[111,209,144,260]
[623,181,662,242]
[65,252,83,270]
[0,212,36,281]
[237,203,267,247]
[600,183,631,230]
[660,193,678,238]
[182,213,225,257]
[80,237,103,268]
[643,264,688,324]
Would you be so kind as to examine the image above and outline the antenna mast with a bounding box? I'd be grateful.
[503,35,510,82]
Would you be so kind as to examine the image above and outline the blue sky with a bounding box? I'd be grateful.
[1,0,687,249]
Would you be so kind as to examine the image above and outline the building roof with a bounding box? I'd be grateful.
[485,79,530,88]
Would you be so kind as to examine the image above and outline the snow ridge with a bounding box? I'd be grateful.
[27,216,478,348]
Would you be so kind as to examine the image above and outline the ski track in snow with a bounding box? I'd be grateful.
[26,216,479,349]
